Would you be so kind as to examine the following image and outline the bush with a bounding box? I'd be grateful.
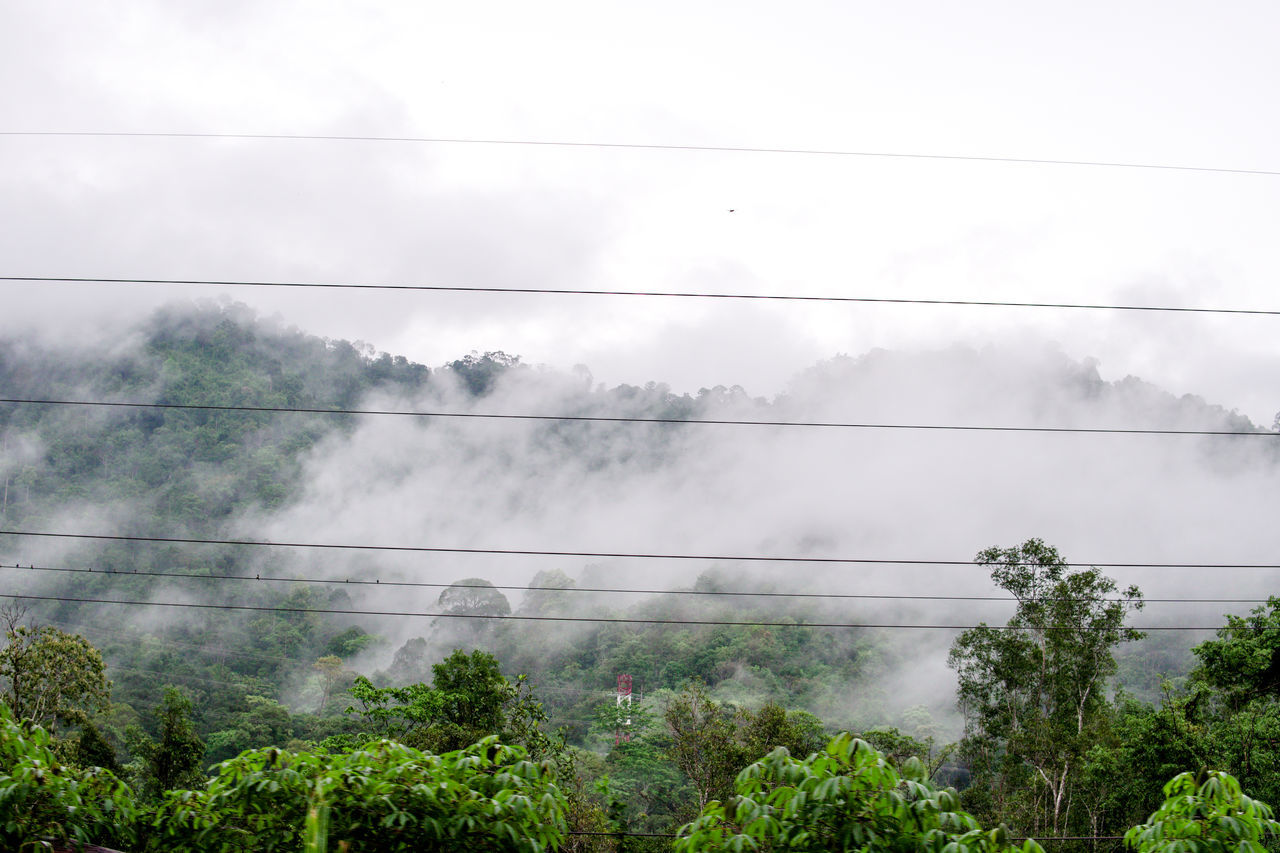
[149,735,567,852]
[0,702,137,851]
[675,732,1040,853]
[1124,770,1280,853]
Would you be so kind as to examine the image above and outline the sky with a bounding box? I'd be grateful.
[1,0,1278,422]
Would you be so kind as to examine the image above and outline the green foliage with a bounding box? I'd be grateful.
[1192,597,1280,707]
[205,694,299,765]
[447,351,525,396]
[662,684,828,813]
[664,683,742,812]
[149,736,567,852]
[130,687,208,797]
[0,607,111,735]
[948,539,1144,834]
[74,718,122,775]
[438,579,513,618]
[1124,771,1280,853]
[675,732,1042,853]
[344,648,558,759]
[859,726,955,781]
[0,702,138,851]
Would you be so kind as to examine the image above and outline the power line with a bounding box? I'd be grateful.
[3,275,1279,317]
[0,591,1224,630]
[2,561,1262,606]
[0,397,1271,437]
[3,131,1278,178]
[4,528,1279,570]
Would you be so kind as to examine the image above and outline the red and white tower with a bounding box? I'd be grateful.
[615,673,633,745]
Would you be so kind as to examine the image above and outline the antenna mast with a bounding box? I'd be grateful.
[615,673,633,745]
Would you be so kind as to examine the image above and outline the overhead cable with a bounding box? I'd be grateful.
[0,397,1271,437]
[2,276,1278,317]
[3,529,1279,569]
[0,591,1223,631]
[2,131,1277,178]
[3,561,1263,605]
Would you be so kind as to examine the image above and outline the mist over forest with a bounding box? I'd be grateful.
[3,300,1275,704]
[2,299,1278,848]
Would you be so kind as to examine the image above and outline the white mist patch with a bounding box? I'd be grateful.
[233,339,1280,723]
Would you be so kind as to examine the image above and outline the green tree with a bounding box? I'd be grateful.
[0,606,111,736]
[947,539,1144,835]
[130,687,207,797]
[0,702,138,851]
[74,718,122,774]
[386,636,432,684]
[675,732,1042,853]
[151,736,567,852]
[1124,770,1280,853]
[664,683,741,812]
[588,700,692,844]
[437,579,513,618]
[312,654,349,713]
[345,649,549,754]
[1191,596,1280,708]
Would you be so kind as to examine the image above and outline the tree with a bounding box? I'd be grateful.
[433,578,512,647]
[130,687,207,797]
[0,605,110,736]
[386,636,432,684]
[151,736,567,851]
[520,569,577,616]
[345,649,548,754]
[948,539,1144,835]
[675,733,1043,853]
[1124,771,1280,853]
[432,648,511,731]
[74,719,122,774]
[312,655,348,713]
[1191,596,1280,708]
[662,685,832,818]
[1175,598,1280,814]
[0,702,138,851]
[737,702,827,766]
[447,351,524,396]
[663,683,741,812]
[437,578,512,617]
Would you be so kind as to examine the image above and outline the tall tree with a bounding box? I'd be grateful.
[130,687,207,797]
[0,605,110,736]
[948,539,1144,835]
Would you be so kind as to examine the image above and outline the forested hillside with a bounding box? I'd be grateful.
[2,301,1278,849]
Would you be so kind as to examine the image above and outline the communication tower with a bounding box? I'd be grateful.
[615,673,633,745]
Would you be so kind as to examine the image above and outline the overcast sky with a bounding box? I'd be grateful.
[1,1,1277,422]
[5,3,1280,725]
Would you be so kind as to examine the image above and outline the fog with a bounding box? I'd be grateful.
[209,336,1280,728]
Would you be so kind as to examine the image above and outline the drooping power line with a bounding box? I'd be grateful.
[3,529,1279,570]
[1,561,1259,606]
[2,275,1279,317]
[0,591,1224,631]
[0,397,1272,437]
[2,130,1278,178]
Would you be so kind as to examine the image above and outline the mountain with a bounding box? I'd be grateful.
[2,300,1275,751]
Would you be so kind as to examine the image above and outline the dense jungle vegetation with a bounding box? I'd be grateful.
[1,302,1278,850]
